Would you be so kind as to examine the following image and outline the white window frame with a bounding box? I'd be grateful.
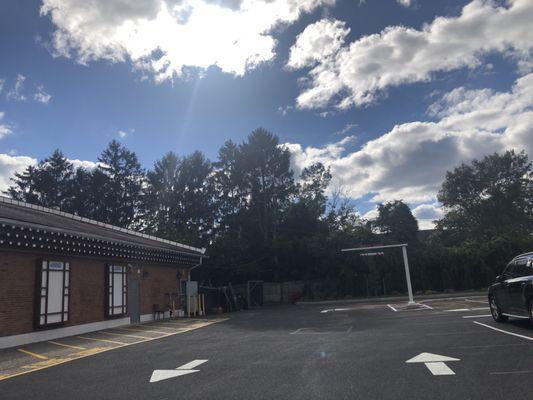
[37,260,70,328]
[107,265,127,317]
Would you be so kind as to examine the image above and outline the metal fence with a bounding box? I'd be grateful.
[262,280,304,304]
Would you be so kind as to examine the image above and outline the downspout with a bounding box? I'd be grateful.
[188,256,203,281]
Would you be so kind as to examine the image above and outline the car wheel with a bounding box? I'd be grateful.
[528,299,533,324]
[489,296,508,323]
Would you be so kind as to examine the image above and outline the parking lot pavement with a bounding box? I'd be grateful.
[0,318,226,382]
[1,296,533,400]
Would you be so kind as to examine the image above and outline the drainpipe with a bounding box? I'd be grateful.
[188,256,203,281]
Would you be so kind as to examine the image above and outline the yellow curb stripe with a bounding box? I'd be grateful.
[147,324,186,331]
[76,336,127,345]
[0,319,227,382]
[116,327,169,335]
[48,341,86,350]
[17,348,48,360]
[98,331,151,340]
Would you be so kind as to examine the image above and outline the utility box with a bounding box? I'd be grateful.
[185,281,198,297]
[184,281,198,315]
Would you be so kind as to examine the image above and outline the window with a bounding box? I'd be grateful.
[107,265,127,317]
[515,258,533,277]
[37,260,70,328]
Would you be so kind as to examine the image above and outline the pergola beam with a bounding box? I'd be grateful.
[341,243,415,305]
[341,243,408,252]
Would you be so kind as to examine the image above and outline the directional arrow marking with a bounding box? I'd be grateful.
[406,353,460,376]
[177,359,208,370]
[150,360,208,383]
[150,369,199,383]
[320,308,352,313]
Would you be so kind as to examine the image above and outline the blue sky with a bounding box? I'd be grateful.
[0,0,532,228]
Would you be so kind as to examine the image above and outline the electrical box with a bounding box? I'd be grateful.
[185,281,198,297]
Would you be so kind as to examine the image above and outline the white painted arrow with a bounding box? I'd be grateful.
[150,360,208,383]
[405,353,459,376]
[320,308,352,313]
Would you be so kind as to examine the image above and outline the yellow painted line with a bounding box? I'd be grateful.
[116,327,169,335]
[98,331,151,340]
[0,319,227,382]
[17,348,48,360]
[148,324,186,331]
[76,336,127,345]
[48,341,86,350]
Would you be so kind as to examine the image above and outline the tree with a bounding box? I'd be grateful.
[175,151,215,246]
[240,128,296,243]
[143,152,181,238]
[93,140,144,228]
[373,200,419,244]
[142,151,215,247]
[212,140,247,235]
[6,150,75,211]
[298,162,332,218]
[437,150,533,243]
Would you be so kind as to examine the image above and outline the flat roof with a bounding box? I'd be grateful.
[0,196,205,257]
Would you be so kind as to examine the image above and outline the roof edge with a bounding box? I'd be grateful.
[0,196,206,255]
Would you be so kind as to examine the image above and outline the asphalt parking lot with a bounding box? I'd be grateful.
[1,295,533,399]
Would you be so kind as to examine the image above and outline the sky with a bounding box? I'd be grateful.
[0,0,532,229]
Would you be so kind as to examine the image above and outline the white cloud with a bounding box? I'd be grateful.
[286,73,533,224]
[412,203,443,229]
[397,0,412,8]
[287,18,349,69]
[34,85,52,104]
[0,154,37,192]
[362,206,378,221]
[117,130,128,138]
[288,0,533,109]
[277,105,294,116]
[0,79,5,93]
[334,123,357,136]
[41,0,335,81]
[6,74,27,101]
[0,153,98,193]
[0,112,12,140]
[283,134,356,178]
[69,159,98,170]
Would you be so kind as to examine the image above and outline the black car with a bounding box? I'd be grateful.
[488,252,533,323]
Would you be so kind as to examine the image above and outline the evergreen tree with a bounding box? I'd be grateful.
[6,150,75,210]
[93,140,144,228]
[143,152,181,238]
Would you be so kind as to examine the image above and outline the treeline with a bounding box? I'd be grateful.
[5,129,533,298]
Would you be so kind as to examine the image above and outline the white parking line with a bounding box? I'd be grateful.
[462,314,492,318]
[290,328,330,335]
[387,304,398,312]
[489,370,533,375]
[465,299,487,304]
[473,321,533,341]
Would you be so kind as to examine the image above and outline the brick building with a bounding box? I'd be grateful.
[0,196,205,349]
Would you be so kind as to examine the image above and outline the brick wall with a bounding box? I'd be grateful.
[0,250,187,337]
[0,252,36,336]
[138,265,184,314]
